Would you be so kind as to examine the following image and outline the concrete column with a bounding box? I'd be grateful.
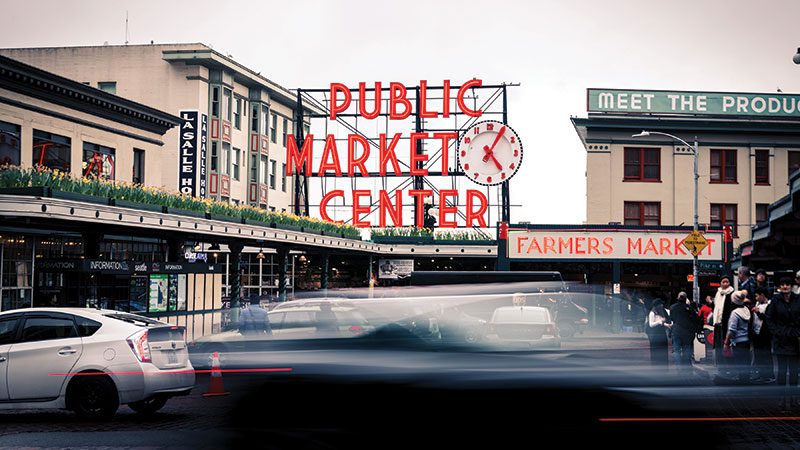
[228,242,244,311]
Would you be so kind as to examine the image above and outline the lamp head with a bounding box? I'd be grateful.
[632,131,650,138]
[794,47,800,65]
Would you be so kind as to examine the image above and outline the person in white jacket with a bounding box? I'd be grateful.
[712,276,735,367]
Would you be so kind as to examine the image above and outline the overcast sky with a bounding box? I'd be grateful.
[3,0,800,225]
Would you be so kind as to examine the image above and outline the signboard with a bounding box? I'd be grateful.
[508,230,724,261]
[177,274,187,311]
[378,259,414,279]
[178,110,208,197]
[682,230,709,257]
[588,88,800,118]
[148,274,169,313]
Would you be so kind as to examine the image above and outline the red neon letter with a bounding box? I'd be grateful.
[389,82,411,120]
[379,133,402,176]
[433,132,457,175]
[442,79,451,118]
[438,190,458,228]
[409,132,429,176]
[318,134,342,176]
[286,134,313,176]
[330,82,351,120]
[352,190,372,228]
[466,189,488,227]
[348,134,370,177]
[378,190,403,227]
[408,189,433,228]
[358,82,381,120]
[457,79,483,117]
[418,80,438,118]
[320,190,344,223]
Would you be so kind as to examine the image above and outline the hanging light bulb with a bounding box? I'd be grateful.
[256,248,265,259]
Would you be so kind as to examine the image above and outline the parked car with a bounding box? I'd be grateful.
[0,308,194,419]
[484,306,560,348]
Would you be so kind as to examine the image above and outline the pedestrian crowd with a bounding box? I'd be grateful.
[645,266,800,410]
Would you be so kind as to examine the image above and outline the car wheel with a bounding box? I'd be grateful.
[69,376,119,420]
[558,322,576,338]
[129,396,168,415]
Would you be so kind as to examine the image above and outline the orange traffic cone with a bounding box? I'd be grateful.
[203,352,229,397]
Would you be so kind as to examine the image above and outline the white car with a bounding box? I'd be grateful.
[0,308,195,419]
[485,306,561,349]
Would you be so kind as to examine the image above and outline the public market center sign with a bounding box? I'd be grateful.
[587,88,800,117]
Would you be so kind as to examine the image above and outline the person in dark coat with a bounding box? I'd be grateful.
[239,300,272,335]
[669,292,701,369]
[765,277,800,410]
[738,266,756,301]
[751,287,773,383]
[646,300,672,366]
[754,269,772,298]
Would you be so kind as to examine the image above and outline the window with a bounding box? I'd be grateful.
[0,318,19,345]
[97,81,116,94]
[755,150,769,185]
[82,142,115,180]
[223,88,232,121]
[75,316,102,337]
[261,108,269,135]
[211,86,220,117]
[260,156,268,185]
[251,104,259,134]
[789,151,800,179]
[623,148,660,181]
[711,204,738,236]
[232,148,241,180]
[269,159,276,189]
[623,201,661,226]
[222,143,231,176]
[33,130,71,172]
[0,121,21,166]
[710,149,737,183]
[234,98,242,130]
[756,203,769,225]
[20,317,78,343]
[211,142,218,172]
[133,148,145,184]
[282,118,288,147]
[270,114,277,143]
[281,163,287,192]
[250,154,258,182]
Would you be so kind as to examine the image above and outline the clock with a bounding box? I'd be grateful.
[457,120,523,186]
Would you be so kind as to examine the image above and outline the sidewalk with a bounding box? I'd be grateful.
[571,327,648,340]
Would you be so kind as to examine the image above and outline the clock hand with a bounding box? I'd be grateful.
[489,154,503,170]
[485,125,507,155]
[482,146,503,169]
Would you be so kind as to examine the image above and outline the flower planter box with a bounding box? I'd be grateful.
[0,186,52,197]
[372,236,433,244]
[167,207,206,219]
[274,223,303,233]
[113,199,167,213]
[243,220,273,229]
[434,240,496,245]
[207,213,245,224]
[51,189,111,205]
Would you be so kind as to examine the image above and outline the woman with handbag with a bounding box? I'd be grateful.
[646,300,672,366]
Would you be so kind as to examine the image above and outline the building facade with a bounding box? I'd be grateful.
[0,43,315,212]
[572,88,800,248]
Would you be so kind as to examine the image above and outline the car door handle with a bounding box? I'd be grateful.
[58,348,77,356]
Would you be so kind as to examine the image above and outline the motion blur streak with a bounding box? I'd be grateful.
[48,368,293,376]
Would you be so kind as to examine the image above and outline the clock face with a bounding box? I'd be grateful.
[457,120,523,186]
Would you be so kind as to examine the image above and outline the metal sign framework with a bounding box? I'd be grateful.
[292,82,518,231]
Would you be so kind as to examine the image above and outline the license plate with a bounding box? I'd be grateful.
[167,352,177,364]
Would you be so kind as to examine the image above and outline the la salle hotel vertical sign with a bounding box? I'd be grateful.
[178,110,208,197]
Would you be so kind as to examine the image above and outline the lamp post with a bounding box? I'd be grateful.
[632,131,700,304]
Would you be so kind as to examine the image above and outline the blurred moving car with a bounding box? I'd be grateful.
[0,308,194,419]
[484,306,560,348]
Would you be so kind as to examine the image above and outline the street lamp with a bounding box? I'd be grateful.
[632,130,700,304]
[793,47,800,65]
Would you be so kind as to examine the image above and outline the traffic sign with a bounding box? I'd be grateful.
[682,231,708,257]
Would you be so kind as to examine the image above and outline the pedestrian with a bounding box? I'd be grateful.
[315,302,339,333]
[646,299,672,366]
[737,266,756,301]
[754,269,772,298]
[792,270,800,296]
[712,276,735,367]
[669,292,701,370]
[765,277,800,410]
[699,294,715,360]
[238,299,272,335]
[49,293,60,307]
[724,290,751,384]
[751,287,774,383]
